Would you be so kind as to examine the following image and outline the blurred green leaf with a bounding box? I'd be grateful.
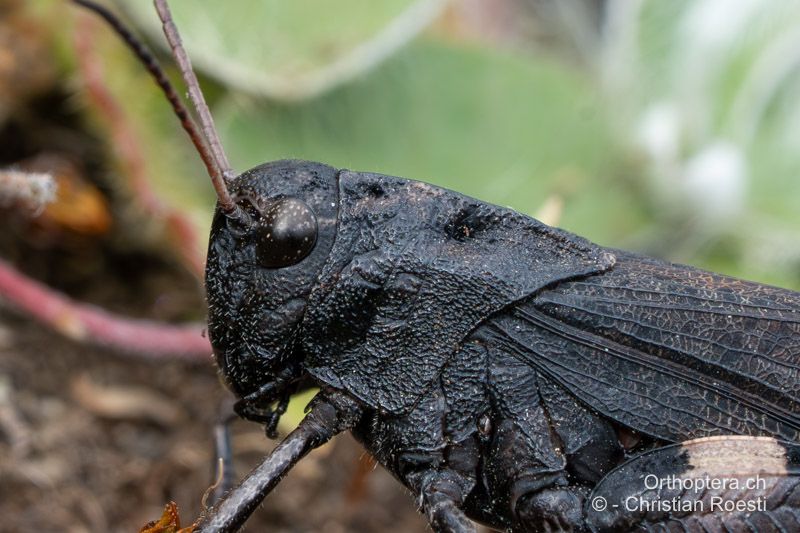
[118,0,446,101]
[216,40,640,244]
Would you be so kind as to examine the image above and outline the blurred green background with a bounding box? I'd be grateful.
[37,0,800,292]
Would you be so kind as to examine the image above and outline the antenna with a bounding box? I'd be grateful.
[71,0,238,214]
[153,0,233,179]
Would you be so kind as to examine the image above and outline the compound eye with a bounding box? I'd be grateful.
[255,197,318,268]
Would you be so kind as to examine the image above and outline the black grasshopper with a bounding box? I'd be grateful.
[76,1,800,532]
[204,162,800,532]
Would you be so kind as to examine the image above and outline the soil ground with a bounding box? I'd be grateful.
[0,309,433,533]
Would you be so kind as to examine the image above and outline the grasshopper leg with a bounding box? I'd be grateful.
[416,471,477,533]
[512,485,589,532]
[196,391,362,533]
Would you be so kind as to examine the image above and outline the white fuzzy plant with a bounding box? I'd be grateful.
[594,0,800,275]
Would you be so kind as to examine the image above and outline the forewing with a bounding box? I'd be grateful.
[481,252,800,443]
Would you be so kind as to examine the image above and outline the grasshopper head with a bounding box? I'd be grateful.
[205,160,338,430]
[73,0,338,435]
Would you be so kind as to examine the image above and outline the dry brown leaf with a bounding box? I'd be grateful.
[70,374,184,426]
[32,156,112,236]
[139,502,197,533]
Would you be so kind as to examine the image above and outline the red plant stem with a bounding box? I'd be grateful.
[75,14,206,277]
[0,258,211,360]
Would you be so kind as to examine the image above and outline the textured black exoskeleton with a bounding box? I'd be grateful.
[73,2,800,531]
[202,160,800,532]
